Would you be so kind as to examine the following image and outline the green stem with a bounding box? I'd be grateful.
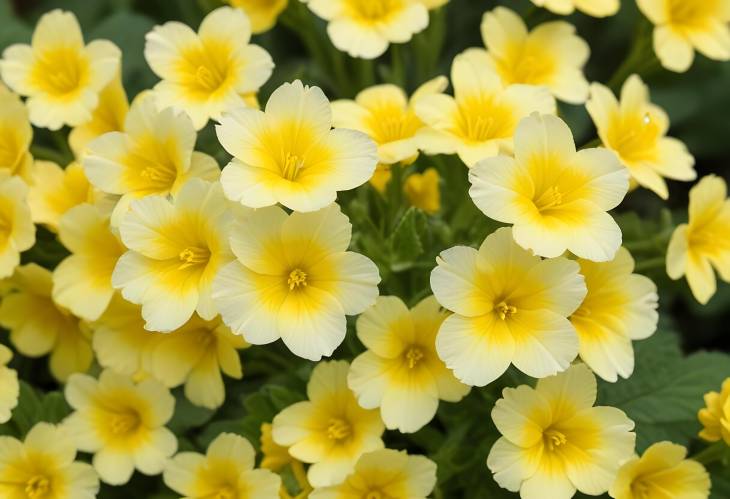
[624,227,674,254]
[354,56,375,91]
[389,44,406,88]
[581,137,602,149]
[607,20,655,91]
[691,441,728,466]
[30,145,68,165]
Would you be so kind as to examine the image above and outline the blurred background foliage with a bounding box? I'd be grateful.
[1,0,729,497]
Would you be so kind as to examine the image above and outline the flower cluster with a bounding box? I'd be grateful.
[0,2,727,499]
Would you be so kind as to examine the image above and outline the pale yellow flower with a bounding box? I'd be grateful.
[404,168,440,214]
[666,175,730,304]
[113,179,233,332]
[487,364,636,499]
[0,263,92,382]
[260,422,293,472]
[0,422,99,499]
[64,369,177,485]
[0,344,18,423]
[349,296,469,433]
[227,0,289,33]
[0,85,32,179]
[69,73,129,158]
[571,247,658,382]
[53,203,126,321]
[90,294,158,381]
[164,433,281,498]
[0,9,120,129]
[217,80,377,212]
[144,6,274,129]
[83,93,220,225]
[698,377,730,445]
[310,449,437,499]
[272,360,385,487]
[587,75,696,199]
[331,77,448,183]
[213,203,380,361]
[145,315,247,409]
[430,227,586,386]
[531,0,619,17]
[305,0,429,59]
[637,0,730,73]
[415,49,556,167]
[469,113,629,262]
[0,175,34,278]
[481,7,590,104]
[610,441,711,499]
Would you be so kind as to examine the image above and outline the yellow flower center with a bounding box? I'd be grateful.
[495,301,517,320]
[346,0,398,20]
[281,153,305,181]
[609,112,661,163]
[31,47,89,97]
[214,485,237,499]
[668,0,721,28]
[364,491,384,499]
[631,479,652,499]
[287,269,308,290]
[503,52,555,86]
[179,246,211,269]
[110,411,141,436]
[326,418,352,441]
[25,475,50,499]
[534,186,564,212]
[456,97,515,143]
[544,428,567,451]
[367,107,421,144]
[195,64,227,92]
[405,346,424,369]
[180,40,234,98]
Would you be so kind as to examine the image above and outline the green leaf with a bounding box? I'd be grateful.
[12,381,42,435]
[598,329,730,451]
[167,390,215,434]
[389,207,425,271]
[38,392,71,424]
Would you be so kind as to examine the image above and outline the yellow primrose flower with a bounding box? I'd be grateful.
[145,315,248,409]
[609,441,711,499]
[404,168,440,213]
[0,175,34,278]
[348,296,470,433]
[331,77,448,187]
[83,93,220,225]
[487,363,636,499]
[261,422,296,473]
[0,422,99,499]
[91,294,158,381]
[571,247,658,382]
[164,432,281,498]
[587,75,696,199]
[64,369,177,486]
[53,203,126,321]
[0,9,120,130]
[113,179,233,332]
[469,113,629,262]
[144,6,274,130]
[414,49,556,167]
[430,227,586,386]
[530,0,620,17]
[27,161,100,232]
[698,377,730,445]
[481,7,590,104]
[227,0,288,33]
[666,175,730,304]
[0,86,32,179]
[0,263,92,382]
[217,80,377,212]
[309,449,437,499]
[213,203,380,361]
[0,344,18,423]
[69,73,129,158]
[272,360,385,487]
[637,0,730,73]
[304,0,429,59]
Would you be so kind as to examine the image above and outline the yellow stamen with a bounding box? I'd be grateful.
[25,475,50,499]
[544,429,567,451]
[495,301,517,320]
[326,418,351,441]
[110,411,140,436]
[287,269,308,290]
[213,485,236,499]
[365,492,383,499]
[281,153,305,181]
[405,346,424,369]
[179,246,210,269]
[534,186,563,212]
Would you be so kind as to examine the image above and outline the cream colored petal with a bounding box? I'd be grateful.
[430,245,491,317]
[480,7,528,59]
[536,363,597,420]
[309,251,380,316]
[492,385,551,447]
[688,21,730,61]
[355,296,411,358]
[144,21,199,79]
[327,18,389,59]
[487,438,542,493]
[199,6,252,46]
[654,26,695,73]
